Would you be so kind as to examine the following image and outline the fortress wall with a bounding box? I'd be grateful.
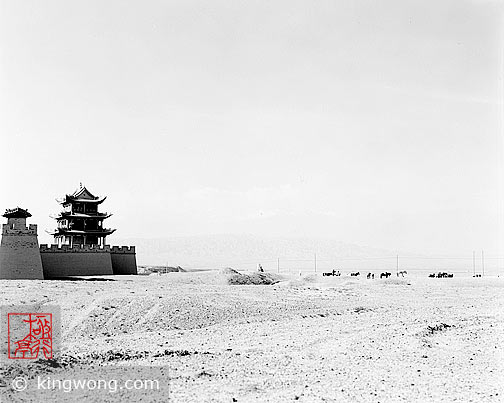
[40,245,113,278]
[39,244,136,277]
[110,246,137,275]
[40,244,112,252]
[0,224,44,279]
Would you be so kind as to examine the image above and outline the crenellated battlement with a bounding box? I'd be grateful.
[2,196,137,278]
[39,244,136,254]
[40,244,112,253]
[2,223,38,236]
[39,243,137,276]
[110,246,136,254]
[0,214,44,279]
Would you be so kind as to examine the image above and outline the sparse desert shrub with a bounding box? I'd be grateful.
[425,323,452,335]
[418,323,454,347]
[223,271,281,285]
[353,306,372,313]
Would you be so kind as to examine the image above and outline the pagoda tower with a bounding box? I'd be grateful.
[50,185,115,247]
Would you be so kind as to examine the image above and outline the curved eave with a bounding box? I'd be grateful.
[49,229,116,236]
[3,212,32,218]
[3,207,32,218]
[57,196,107,205]
[56,213,112,219]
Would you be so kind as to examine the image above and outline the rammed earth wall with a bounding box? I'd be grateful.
[110,246,137,275]
[39,244,137,278]
[0,222,44,279]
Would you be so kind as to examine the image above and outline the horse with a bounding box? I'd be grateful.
[380,272,391,279]
[350,272,360,277]
[323,269,341,277]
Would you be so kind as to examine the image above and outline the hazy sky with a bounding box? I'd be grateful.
[1,0,503,255]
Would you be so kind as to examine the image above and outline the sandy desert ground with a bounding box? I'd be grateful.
[1,270,503,402]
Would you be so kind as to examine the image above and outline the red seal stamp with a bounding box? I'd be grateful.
[7,313,53,359]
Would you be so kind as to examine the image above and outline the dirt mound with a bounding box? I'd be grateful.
[276,273,326,288]
[223,271,282,285]
[301,274,318,283]
[381,278,411,286]
[164,266,186,273]
[144,266,186,274]
[219,267,240,275]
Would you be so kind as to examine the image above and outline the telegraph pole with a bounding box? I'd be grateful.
[396,255,399,275]
[481,250,485,277]
[314,253,317,272]
[473,251,476,276]
[277,257,280,273]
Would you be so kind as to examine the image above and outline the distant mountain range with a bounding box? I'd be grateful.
[111,234,399,271]
[108,234,489,275]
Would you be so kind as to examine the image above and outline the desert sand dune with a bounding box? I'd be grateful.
[1,271,503,402]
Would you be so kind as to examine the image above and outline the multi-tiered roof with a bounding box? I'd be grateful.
[50,185,115,247]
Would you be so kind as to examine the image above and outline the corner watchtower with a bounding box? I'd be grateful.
[0,207,44,279]
[49,185,116,247]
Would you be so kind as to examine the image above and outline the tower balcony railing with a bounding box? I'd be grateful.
[68,211,109,216]
[52,228,115,234]
[52,211,111,219]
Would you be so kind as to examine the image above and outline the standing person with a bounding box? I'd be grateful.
[258,264,264,272]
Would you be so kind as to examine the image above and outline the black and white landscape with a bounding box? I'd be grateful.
[1,1,503,402]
